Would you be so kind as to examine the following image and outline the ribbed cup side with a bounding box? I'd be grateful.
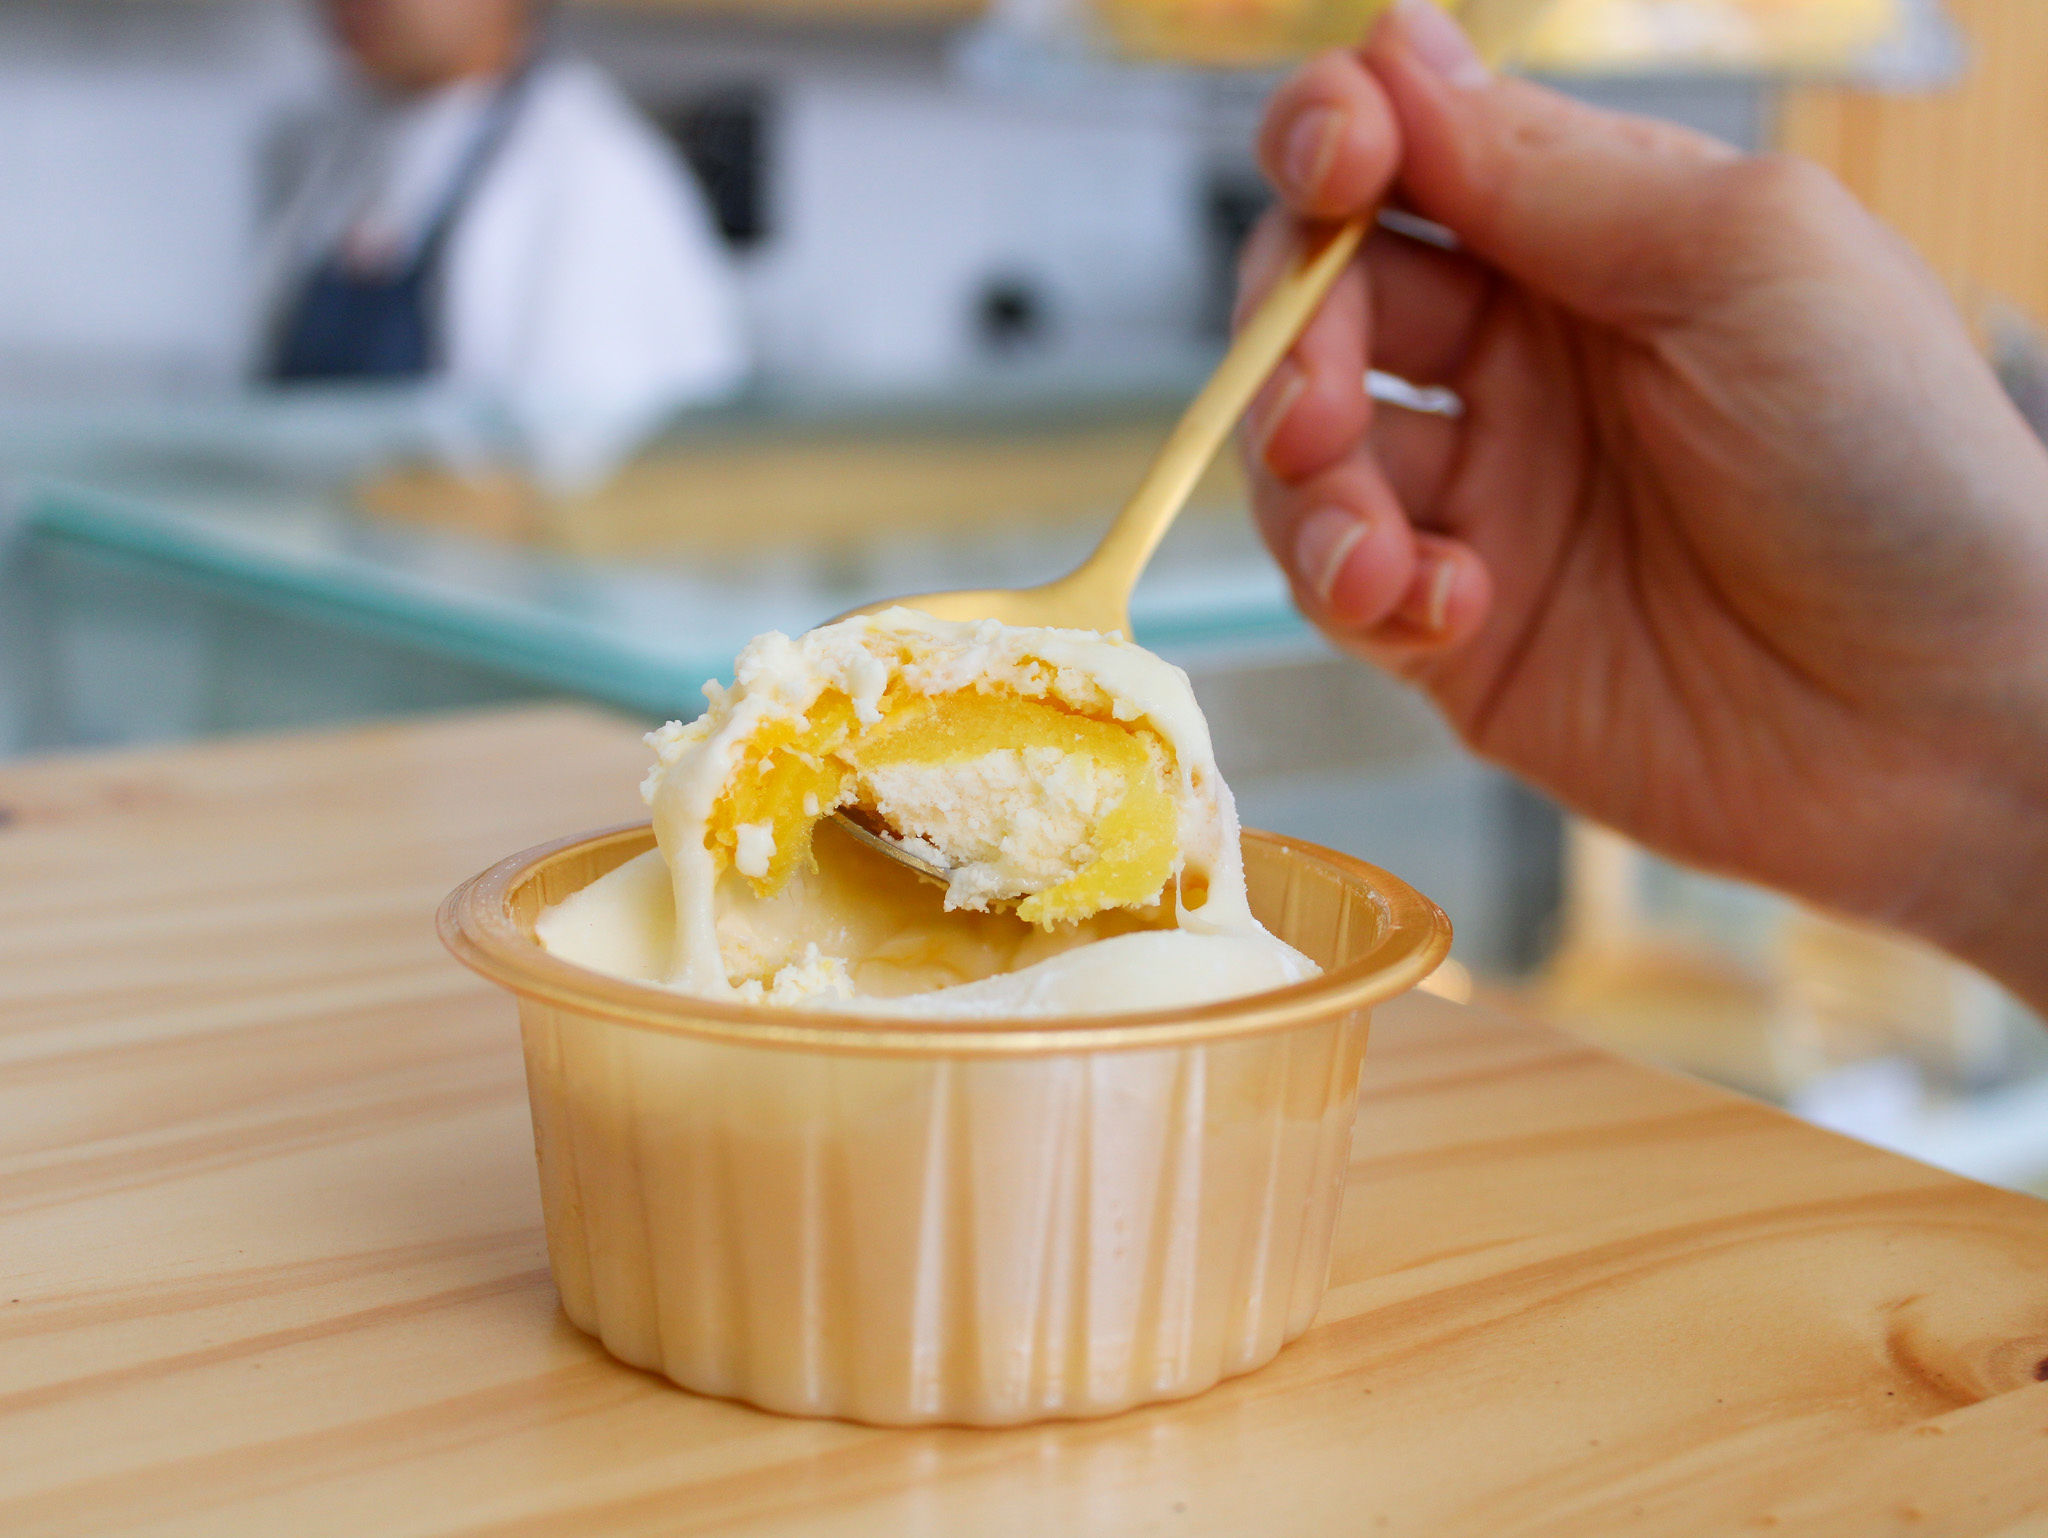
[519,1006,1371,1426]
[500,836,1412,1426]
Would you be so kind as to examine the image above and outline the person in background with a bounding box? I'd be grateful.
[257,0,747,485]
[1239,0,2048,1017]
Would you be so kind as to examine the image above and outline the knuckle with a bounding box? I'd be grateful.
[1652,152,1871,311]
[1713,153,1855,245]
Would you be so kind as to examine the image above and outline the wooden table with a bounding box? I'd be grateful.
[4,707,2046,1537]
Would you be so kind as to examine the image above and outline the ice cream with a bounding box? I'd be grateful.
[538,608,1316,1015]
[444,614,1450,1423]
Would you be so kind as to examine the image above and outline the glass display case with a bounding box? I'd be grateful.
[0,384,1557,985]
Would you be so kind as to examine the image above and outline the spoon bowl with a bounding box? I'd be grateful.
[832,215,1367,638]
[834,804,955,887]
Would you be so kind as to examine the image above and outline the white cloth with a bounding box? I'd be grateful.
[258,56,748,488]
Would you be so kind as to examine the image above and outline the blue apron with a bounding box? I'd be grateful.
[270,66,535,383]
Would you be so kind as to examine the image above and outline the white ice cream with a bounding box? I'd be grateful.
[857,745,1128,911]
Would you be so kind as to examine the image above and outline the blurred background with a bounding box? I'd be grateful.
[2,0,2044,1190]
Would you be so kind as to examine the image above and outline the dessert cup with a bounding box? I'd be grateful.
[440,824,1450,1426]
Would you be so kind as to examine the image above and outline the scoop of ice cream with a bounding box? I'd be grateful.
[637,609,1264,997]
[538,608,1313,1013]
[665,615,1201,933]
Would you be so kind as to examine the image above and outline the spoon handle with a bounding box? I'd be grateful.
[1063,213,1369,634]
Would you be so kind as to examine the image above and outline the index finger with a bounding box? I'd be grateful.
[1255,47,1402,219]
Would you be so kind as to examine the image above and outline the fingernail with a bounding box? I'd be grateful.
[1246,362,1307,465]
[1402,551,1458,632]
[1295,507,1369,607]
[1392,0,1489,87]
[1281,104,1346,201]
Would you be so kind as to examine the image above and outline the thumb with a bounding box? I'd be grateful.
[1366,0,1766,329]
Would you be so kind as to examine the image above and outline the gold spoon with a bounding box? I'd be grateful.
[829,1,1548,880]
[834,214,1366,637]
[825,0,1546,637]
[829,214,1368,880]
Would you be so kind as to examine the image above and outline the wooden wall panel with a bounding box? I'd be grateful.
[1779,0,2048,328]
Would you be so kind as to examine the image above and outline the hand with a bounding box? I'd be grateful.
[1238,0,2048,1009]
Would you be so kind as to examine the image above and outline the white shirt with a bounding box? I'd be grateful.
[258,56,749,488]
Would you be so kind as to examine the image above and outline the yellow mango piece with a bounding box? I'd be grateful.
[850,689,1127,769]
[706,685,1180,924]
[1016,759,1176,927]
[705,690,859,895]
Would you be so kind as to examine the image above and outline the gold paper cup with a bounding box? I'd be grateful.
[440,824,1450,1426]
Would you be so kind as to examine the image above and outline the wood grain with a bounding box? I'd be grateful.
[1779,0,2048,330]
[2,706,2045,1537]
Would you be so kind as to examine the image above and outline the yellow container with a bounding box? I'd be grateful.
[440,824,1449,1426]
[1094,0,1390,66]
